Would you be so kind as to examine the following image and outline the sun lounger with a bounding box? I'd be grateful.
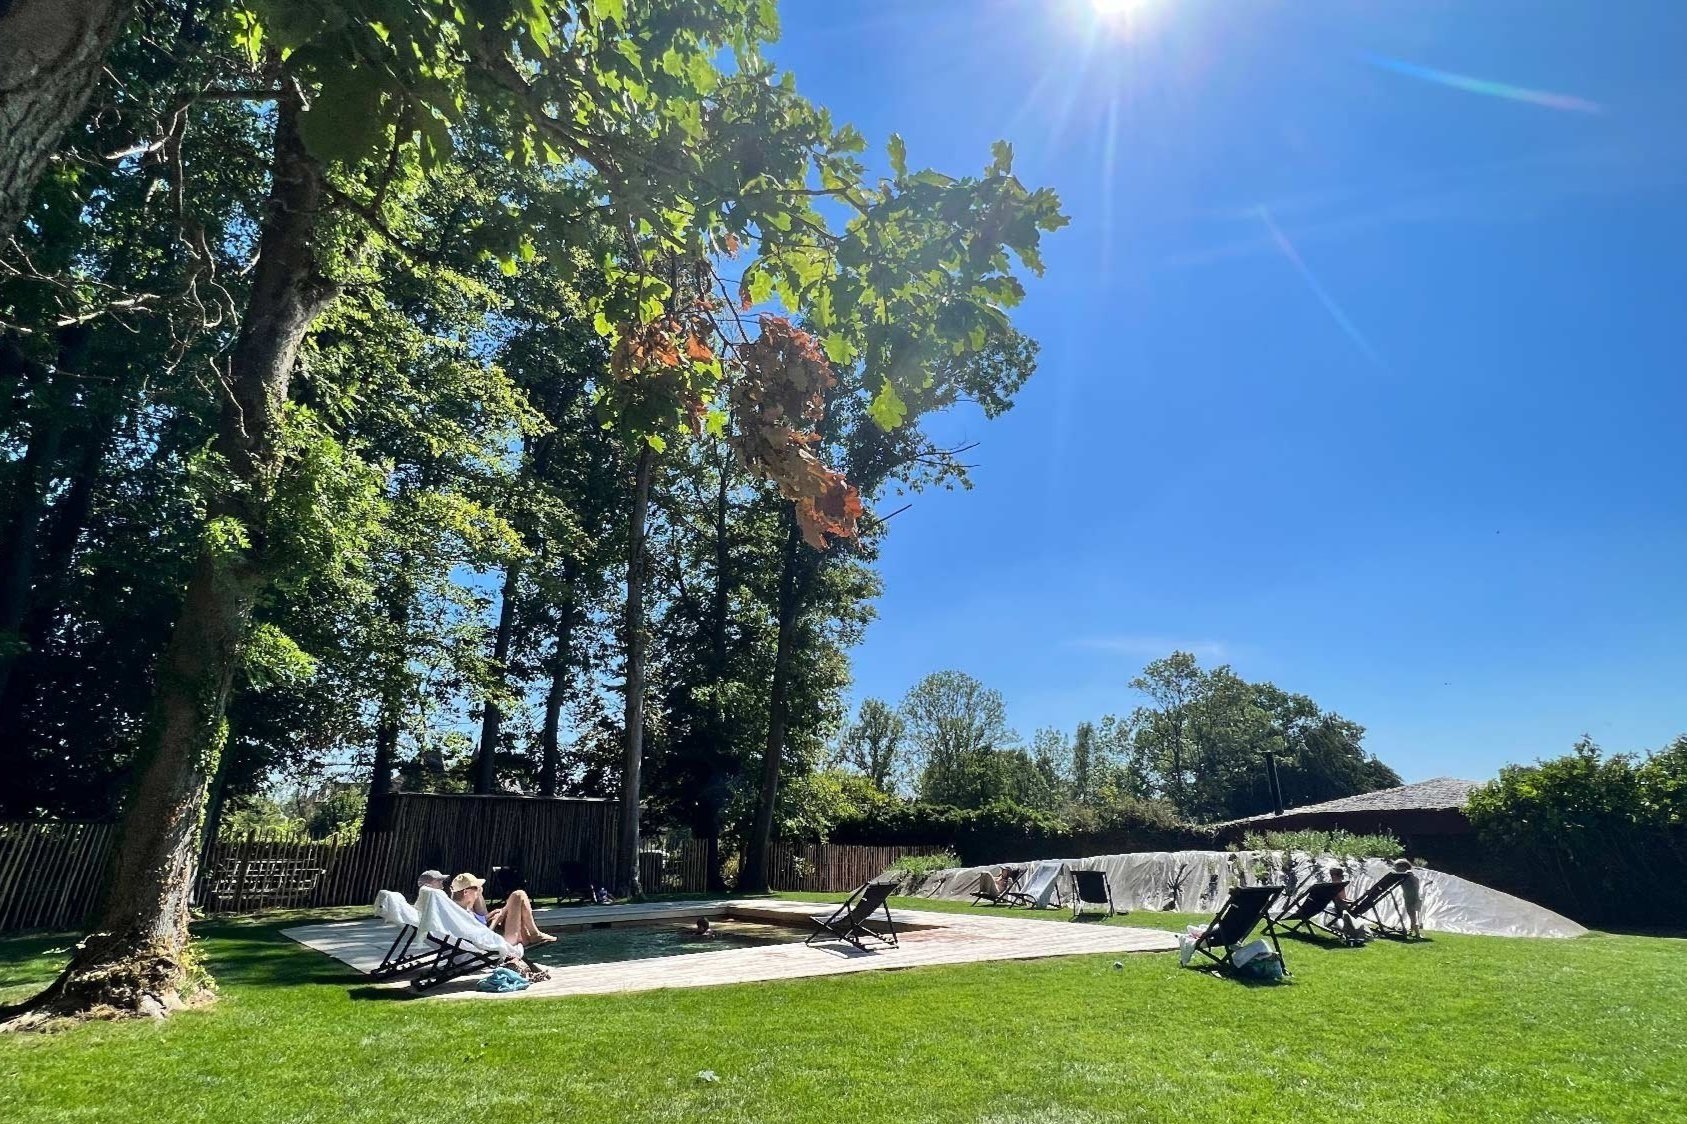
[971,867,1022,906]
[1274,880,1357,944]
[1185,885,1287,974]
[806,880,900,951]
[411,886,525,990]
[1069,868,1117,919]
[371,890,430,978]
[1007,860,1066,909]
[1347,869,1414,939]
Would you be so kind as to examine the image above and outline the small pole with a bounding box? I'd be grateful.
[1265,752,1286,817]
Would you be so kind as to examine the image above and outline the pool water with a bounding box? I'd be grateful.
[526,919,807,968]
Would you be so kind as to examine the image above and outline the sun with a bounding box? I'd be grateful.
[1089,0,1147,18]
[1084,0,1156,35]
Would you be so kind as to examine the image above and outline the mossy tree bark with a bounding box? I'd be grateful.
[2,88,335,1028]
[0,0,132,234]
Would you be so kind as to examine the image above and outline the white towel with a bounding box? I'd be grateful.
[374,889,420,929]
[415,886,523,960]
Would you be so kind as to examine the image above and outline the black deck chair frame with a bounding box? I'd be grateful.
[371,920,429,979]
[1348,869,1415,939]
[807,880,900,951]
[1187,884,1287,974]
[1274,880,1356,944]
[556,859,596,905]
[1069,869,1117,919]
[411,933,508,991]
[971,866,1023,907]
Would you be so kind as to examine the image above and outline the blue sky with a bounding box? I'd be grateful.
[768,0,1687,782]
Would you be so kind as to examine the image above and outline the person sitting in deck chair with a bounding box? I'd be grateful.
[971,867,1019,906]
[413,886,549,988]
[451,872,556,946]
[417,869,448,893]
[1325,867,1369,944]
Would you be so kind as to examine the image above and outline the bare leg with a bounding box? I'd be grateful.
[495,890,554,945]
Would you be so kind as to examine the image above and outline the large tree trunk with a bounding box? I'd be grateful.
[538,572,577,799]
[473,562,521,794]
[740,517,804,895]
[615,446,654,898]
[0,0,132,235]
[1,89,335,1028]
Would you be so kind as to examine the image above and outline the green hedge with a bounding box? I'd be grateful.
[829,799,1213,866]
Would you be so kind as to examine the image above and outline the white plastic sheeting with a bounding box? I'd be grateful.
[906,850,1586,939]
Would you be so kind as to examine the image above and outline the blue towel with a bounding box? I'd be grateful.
[477,966,530,993]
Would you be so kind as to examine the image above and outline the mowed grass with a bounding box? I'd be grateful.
[1,896,1682,1123]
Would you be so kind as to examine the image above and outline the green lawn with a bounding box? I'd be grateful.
[1,897,1681,1123]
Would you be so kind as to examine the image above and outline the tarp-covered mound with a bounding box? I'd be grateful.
[904,850,1586,939]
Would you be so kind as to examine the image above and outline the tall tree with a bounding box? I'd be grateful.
[0,0,131,234]
[837,698,906,793]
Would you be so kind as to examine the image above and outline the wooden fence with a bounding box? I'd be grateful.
[0,809,942,933]
[767,842,945,893]
[192,793,622,914]
[0,821,116,932]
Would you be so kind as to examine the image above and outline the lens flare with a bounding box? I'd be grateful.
[1257,207,1382,367]
[1364,52,1602,114]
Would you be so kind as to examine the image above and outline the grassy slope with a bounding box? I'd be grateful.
[0,897,1681,1123]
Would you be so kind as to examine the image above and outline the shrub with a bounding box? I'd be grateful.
[1466,735,1687,928]
[831,798,1211,865]
[1239,827,1405,859]
[888,851,960,877]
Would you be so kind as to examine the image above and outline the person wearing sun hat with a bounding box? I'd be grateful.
[451,872,555,946]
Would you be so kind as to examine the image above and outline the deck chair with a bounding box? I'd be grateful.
[1185,885,1286,974]
[1007,861,1065,909]
[370,890,430,978]
[971,867,1021,906]
[806,880,900,951]
[411,886,526,990]
[1347,869,1414,939]
[557,859,595,904]
[1069,869,1117,919]
[1274,880,1358,944]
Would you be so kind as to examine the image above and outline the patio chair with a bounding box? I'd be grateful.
[1347,869,1414,939]
[411,886,526,991]
[1069,869,1117,919]
[370,889,430,978]
[971,867,1022,906]
[1274,880,1357,944]
[557,859,596,905]
[1185,885,1286,974]
[1007,860,1066,909]
[806,880,900,951]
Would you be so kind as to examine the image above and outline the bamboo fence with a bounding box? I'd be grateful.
[767,842,945,893]
[1,802,943,932]
[0,821,117,932]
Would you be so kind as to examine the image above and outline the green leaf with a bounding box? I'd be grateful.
[644,433,667,453]
[746,269,775,307]
[704,409,727,438]
[867,378,907,430]
[296,68,389,167]
[888,133,907,179]
[822,333,856,366]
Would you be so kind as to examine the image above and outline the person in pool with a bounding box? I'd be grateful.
[450,872,556,946]
[692,917,716,940]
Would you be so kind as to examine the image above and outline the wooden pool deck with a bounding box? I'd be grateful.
[281,898,1179,1001]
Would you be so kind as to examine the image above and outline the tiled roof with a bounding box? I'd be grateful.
[1215,777,1485,827]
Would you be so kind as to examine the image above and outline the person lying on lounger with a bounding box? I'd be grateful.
[451,872,556,946]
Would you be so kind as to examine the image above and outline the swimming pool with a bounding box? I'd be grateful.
[526,919,809,968]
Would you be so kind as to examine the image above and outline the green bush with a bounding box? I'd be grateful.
[888,851,960,877]
[1239,827,1405,859]
[1466,735,1687,928]
[831,798,1211,865]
